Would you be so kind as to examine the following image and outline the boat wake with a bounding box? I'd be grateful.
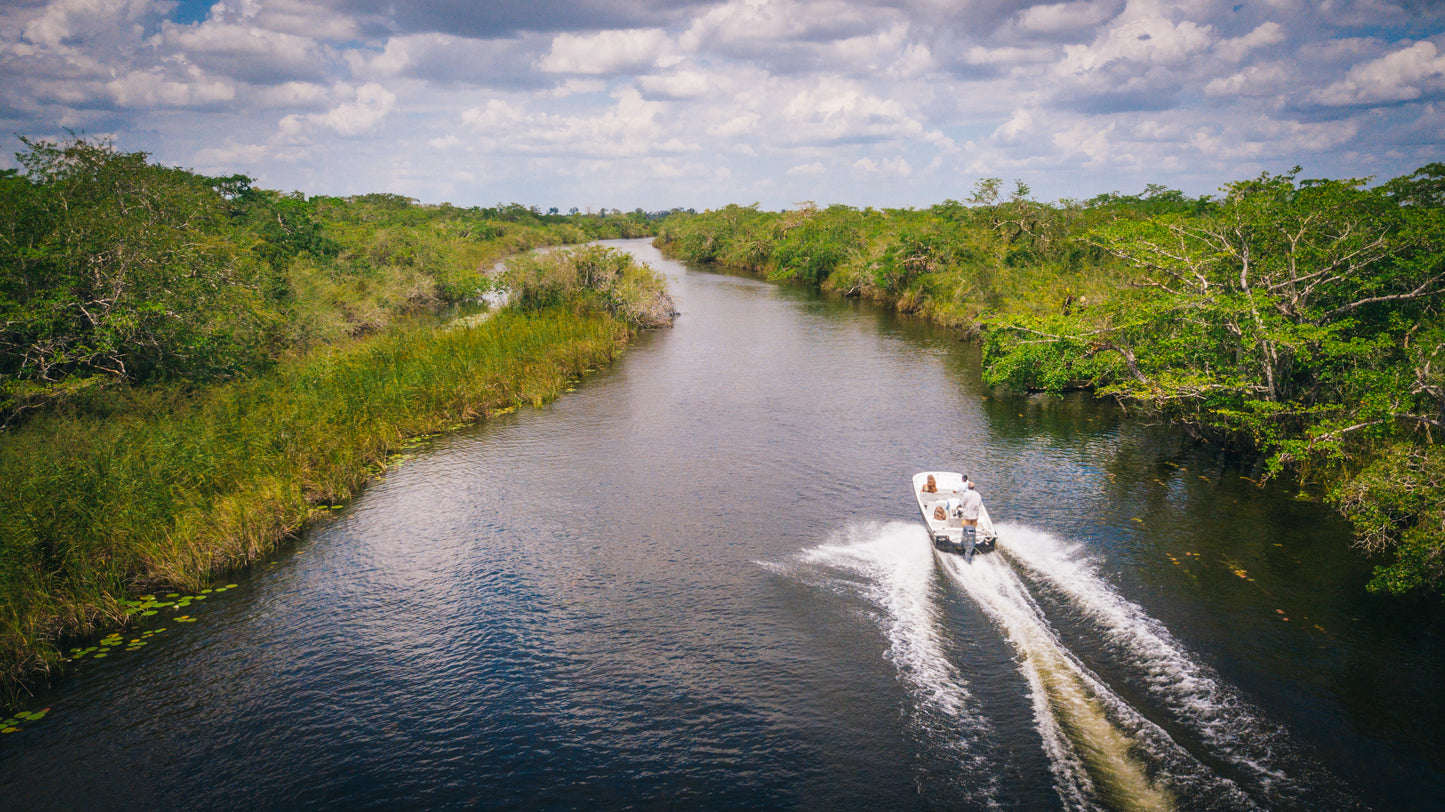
[992,523,1358,810]
[781,521,1357,811]
[938,533,1240,811]
[782,521,1000,804]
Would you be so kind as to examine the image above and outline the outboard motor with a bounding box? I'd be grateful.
[959,507,977,561]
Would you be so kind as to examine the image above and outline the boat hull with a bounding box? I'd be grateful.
[930,534,996,555]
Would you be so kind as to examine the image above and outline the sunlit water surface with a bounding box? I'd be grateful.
[2,239,1441,810]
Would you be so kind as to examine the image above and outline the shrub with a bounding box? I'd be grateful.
[501,246,676,330]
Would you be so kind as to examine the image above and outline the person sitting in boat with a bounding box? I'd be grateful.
[921,475,938,494]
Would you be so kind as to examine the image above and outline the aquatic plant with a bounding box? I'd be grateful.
[0,136,681,691]
[0,308,629,690]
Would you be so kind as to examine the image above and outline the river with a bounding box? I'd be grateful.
[1,238,1441,810]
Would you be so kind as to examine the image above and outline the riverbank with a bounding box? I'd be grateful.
[0,136,660,426]
[653,171,1445,597]
[1,238,1437,811]
[0,307,632,693]
[0,137,678,694]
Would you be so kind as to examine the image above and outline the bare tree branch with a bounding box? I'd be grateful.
[1322,272,1445,321]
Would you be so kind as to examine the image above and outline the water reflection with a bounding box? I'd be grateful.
[0,240,1437,810]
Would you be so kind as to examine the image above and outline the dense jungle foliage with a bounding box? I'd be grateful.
[657,167,1445,597]
[0,135,656,426]
[0,137,672,690]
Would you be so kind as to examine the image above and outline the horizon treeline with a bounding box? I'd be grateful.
[4,134,1443,597]
[0,135,656,427]
[656,165,1445,597]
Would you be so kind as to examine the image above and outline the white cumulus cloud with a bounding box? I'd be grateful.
[1,0,1440,210]
[853,155,912,176]
[1060,15,1214,73]
[539,28,674,74]
[1310,40,1445,105]
[22,0,159,49]
[1015,0,1124,36]
[1214,21,1287,63]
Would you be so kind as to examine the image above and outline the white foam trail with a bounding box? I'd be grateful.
[935,548,1188,811]
[996,523,1337,805]
[794,522,997,795]
[778,520,1319,810]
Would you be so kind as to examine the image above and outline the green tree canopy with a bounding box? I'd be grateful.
[0,137,274,416]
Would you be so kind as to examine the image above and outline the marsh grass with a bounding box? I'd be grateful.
[0,308,627,690]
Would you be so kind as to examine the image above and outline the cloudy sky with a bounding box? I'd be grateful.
[2,0,1443,210]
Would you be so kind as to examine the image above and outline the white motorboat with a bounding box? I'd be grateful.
[912,471,997,557]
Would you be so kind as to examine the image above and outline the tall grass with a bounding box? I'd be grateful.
[0,308,628,689]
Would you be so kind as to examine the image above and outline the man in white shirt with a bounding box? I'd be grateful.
[956,480,984,560]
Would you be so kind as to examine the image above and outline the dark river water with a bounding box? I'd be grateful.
[2,238,1443,810]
